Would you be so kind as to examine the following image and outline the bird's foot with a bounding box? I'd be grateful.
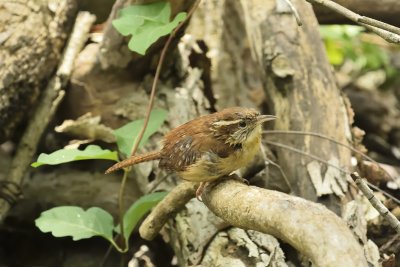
[196,182,208,201]
[229,174,249,185]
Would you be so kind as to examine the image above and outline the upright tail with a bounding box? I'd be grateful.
[105,151,161,174]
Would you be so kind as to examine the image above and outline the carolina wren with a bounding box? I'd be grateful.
[105,107,276,197]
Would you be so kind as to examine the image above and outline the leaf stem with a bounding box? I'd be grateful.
[116,0,201,250]
[109,237,125,253]
[117,169,129,251]
[129,0,201,158]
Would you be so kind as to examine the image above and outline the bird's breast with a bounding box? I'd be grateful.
[178,127,262,182]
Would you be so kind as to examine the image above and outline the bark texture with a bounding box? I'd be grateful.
[238,0,353,211]
[0,0,77,142]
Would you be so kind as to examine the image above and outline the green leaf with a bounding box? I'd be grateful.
[324,39,344,66]
[112,15,145,36]
[319,25,363,40]
[112,1,187,55]
[117,192,167,240]
[127,12,186,55]
[31,145,118,167]
[35,206,115,243]
[119,2,170,23]
[113,109,168,157]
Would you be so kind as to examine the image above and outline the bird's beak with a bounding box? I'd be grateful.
[256,115,276,124]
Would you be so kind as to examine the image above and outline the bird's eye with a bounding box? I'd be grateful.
[239,121,247,128]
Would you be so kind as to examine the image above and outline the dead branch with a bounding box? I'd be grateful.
[351,172,400,234]
[313,0,400,27]
[306,0,400,44]
[140,176,368,266]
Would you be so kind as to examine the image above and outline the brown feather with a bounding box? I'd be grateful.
[105,107,268,184]
[105,151,161,174]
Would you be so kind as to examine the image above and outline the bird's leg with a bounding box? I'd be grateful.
[195,174,250,201]
[196,182,208,201]
[229,174,249,185]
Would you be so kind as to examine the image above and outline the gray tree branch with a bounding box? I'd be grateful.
[139,176,368,266]
[313,0,400,27]
[202,178,368,267]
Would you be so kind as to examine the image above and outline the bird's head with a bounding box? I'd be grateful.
[211,107,276,146]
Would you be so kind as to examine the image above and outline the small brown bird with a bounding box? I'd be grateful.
[105,107,276,197]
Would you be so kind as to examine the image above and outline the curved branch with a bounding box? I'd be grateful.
[202,177,368,267]
[140,175,367,266]
[139,182,197,240]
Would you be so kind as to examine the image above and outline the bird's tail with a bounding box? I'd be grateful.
[105,151,161,174]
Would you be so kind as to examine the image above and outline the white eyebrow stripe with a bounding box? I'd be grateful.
[212,119,242,126]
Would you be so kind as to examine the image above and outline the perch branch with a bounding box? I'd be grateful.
[139,182,197,240]
[141,176,368,266]
[0,12,96,222]
[306,0,400,44]
[351,172,400,234]
[202,176,367,267]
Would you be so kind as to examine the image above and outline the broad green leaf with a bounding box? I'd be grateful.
[31,145,118,167]
[119,2,170,23]
[113,109,168,157]
[35,206,115,243]
[127,12,186,55]
[112,16,144,36]
[116,192,167,240]
[324,39,344,66]
[112,1,187,55]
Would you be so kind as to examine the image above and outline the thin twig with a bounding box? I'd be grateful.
[116,0,201,248]
[264,140,400,205]
[265,158,291,190]
[263,130,374,162]
[358,16,400,36]
[264,140,349,174]
[148,173,172,193]
[351,172,400,234]
[306,0,400,44]
[117,170,129,251]
[0,11,95,222]
[263,130,395,181]
[129,0,201,159]
[282,0,303,26]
